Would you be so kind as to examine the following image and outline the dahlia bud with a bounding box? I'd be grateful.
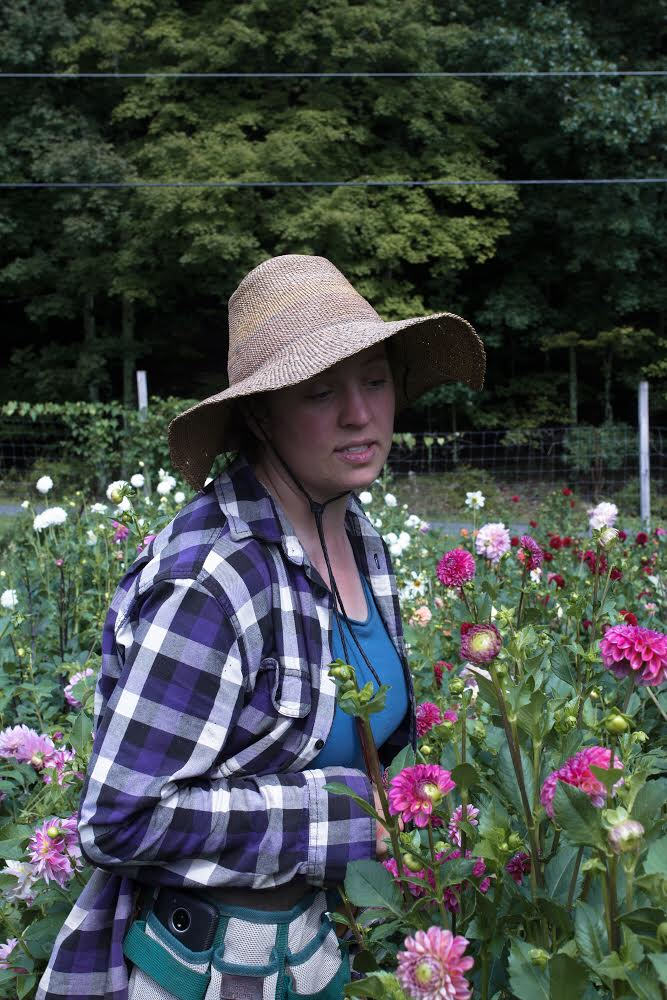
[508,833,523,851]
[608,819,645,855]
[597,526,619,548]
[604,713,630,735]
[329,662,354,682]
[420,744,433,756]
[46,825,61,840]
[529,948,550,968]
[422,783,442,804]
[449,678,465,696]
[403,853,424,873]
[471,722,487,743]
[631,731,649,744]
[460,622,503,665]
[434,840,449,853]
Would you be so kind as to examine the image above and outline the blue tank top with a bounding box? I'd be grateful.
[311,574,408,769]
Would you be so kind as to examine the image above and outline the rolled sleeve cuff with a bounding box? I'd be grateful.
[303,767,376,885]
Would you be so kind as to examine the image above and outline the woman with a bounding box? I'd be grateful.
[38,254,484,1000]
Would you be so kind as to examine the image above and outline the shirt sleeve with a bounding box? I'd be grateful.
[78,578,375,888]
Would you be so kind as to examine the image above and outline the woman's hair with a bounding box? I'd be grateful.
[227,395,268,462]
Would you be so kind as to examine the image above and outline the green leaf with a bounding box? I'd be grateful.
[496,743,535,819]
[648,954,667,986]
[632,778,667,834]
[16,974,37,1000]
[544,845,584,904]
[345,972,408,998]
[644,836,667,876]
[548,954,590,1000]
[450,762,480,790]
[626,969,662,1000]
[552,782,603,847]
[619,908,665,936]
[386,744,416,782]
[596,953,629,982]
[23,915,65,960]
[508,938,550,1000]
[70,710,93,755]
[589,765,624,795]
[344,860,402,915]
[574,901,608,969]
[323,783,379,821]
[352,950,379,974]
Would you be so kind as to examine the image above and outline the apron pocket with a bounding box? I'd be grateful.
[124,912,213,1000]
[285,921,349,997]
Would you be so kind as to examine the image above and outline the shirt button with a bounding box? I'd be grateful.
[314,739,324,750]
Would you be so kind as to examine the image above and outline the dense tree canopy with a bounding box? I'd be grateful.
[1,0,665,428]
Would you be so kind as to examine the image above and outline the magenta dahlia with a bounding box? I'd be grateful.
[396,927,474,1000]
[505,851,531,885]
[460,623,502,665]
[599,624,667,687]
[383,856,429,898]
[28,815,82,887]
[436,549,476,589]
[388,764,456,828]
[417,702,443,737]
[519,534,544,571]
[540,746,623,819]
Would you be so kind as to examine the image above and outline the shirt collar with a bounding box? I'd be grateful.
[213,454,371,568]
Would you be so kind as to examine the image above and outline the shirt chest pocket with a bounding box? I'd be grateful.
[261,656,312,719]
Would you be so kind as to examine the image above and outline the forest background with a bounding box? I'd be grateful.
[1,0,666,435]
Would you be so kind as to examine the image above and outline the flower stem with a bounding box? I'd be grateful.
[359,717,408,903]
[427,821,449,927]
[645,685,667,722]
[489,666,543,891]
[566,846,584,910]
[338,887,364,950]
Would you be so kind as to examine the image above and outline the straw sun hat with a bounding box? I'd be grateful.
[169,254,485,491]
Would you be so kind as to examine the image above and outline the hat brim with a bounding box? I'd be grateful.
[169,311,484,491]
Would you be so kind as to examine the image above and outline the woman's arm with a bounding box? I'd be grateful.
[78,579,375,887]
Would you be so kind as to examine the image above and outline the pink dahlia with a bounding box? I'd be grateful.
[0,724,35,758]
[448,804,480,846]
[540,746,623,819]
[417,702,442,736]
[435,850,491,912]
[599,624,667,688]
[436,549,476,589]
[0,938,26,973]
[397,927,473,1000]
[112,520,129,543]
[519,534,544,571]
[460,623,502,665]
[505,851,531,885]
[28,815,82,887]
[14,731,56,771]
[475,522,511,563]
[64,667,95,708]
[388,764,456,828]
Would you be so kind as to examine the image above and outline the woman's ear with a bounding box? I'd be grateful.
[241,398,271,443]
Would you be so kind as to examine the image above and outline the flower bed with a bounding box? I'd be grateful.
[0,475,665,998]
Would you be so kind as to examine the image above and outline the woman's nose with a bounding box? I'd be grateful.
[339,384,371,425]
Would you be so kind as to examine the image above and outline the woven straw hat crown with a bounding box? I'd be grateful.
[169,253,485,490]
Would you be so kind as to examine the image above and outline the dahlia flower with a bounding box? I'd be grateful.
[600,624,667,687]
[417,702,442,737]
[459,623,502,665]
[2,860,37,902]
[174,491,185,504]
[388,764,456,828]
[0,938,25,973]
[0,589,18,610]
[33,506,67,532]
[410,606,433,628]
[28,816,82,887]
[130,473,145,488]
[106,480,128,504]
[540,746,623,819]
[113,521,129,544]
[384,493,398,507]
[358,491,372,505]
[15,731,57,770]
[0,724,35,758]
[64,667,96,708]
[505,851,531,885]
[475,522,511,563]
[436,549,476,588]
[89,502,108,514]
[519,535,543,571]
[588,501,618,530]
[397,927,473,1000]
[464,491,485,510]
[383,856,428,898]
[448,804,480,846]
[35,475,53,494]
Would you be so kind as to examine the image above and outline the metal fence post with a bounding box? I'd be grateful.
[638,381,650,528]
[136,370,151,497]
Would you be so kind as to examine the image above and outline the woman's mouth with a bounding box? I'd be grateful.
[335,442,377,464]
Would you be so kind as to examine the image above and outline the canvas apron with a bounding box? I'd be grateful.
[123,889,349,1000]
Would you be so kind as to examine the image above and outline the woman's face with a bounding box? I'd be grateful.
[255,344,395,501]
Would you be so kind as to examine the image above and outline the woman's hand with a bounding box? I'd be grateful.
[373,785,390,858]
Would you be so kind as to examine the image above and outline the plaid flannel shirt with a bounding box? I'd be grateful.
[38,456,415,1000]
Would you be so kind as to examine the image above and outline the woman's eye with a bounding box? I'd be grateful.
[367,378,387,389]
[308,389,332,401]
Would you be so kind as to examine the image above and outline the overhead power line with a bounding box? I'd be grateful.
[1,70,666,79]
[1,179,665,190]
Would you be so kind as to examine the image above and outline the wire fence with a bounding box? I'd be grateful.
[0,416,665,510]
